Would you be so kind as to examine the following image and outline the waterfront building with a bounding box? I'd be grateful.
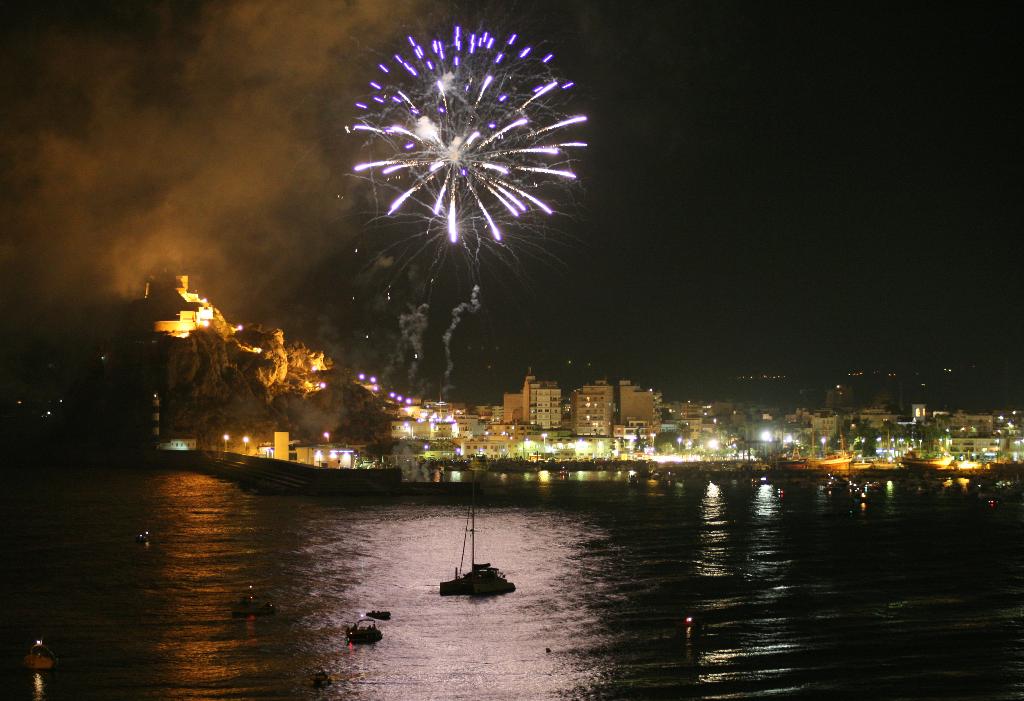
[948,435,1004,460]
[458,434,515,459]
[810,410,839,440]
[390,417,457,441]
[502,392,524,423]
[571,380,614,436]
[676,402,704,438]
[854,407,900,428]
[455,415,486,438]
[294,444,355,468]
[156,437,197,451]
[944,411,995,434]
[523,374,561,429]
[564,435,613,459]
[485,422,531,442]
[616,380,658,446]
[475,405,503,422]
[617,380,654,424]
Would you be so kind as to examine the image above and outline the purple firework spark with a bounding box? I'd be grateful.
[351,25,586,244]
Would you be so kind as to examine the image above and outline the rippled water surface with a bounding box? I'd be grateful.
[2,467,1023,699]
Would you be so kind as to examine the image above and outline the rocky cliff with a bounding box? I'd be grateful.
[155,313,390,452]
[21,276,395,454]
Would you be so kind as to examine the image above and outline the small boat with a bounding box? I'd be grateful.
[955,460,983,470]
[23,641,57,670]
[676,615,707,638]
[901,451,955,469]
[366,610,391,620]
[345,619,382,643]
[232,589,276,618]
[312,670,333,688]
[807,452,853,471]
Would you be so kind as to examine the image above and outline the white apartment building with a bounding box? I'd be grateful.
[571,380,614,436]
[523,374,561,429]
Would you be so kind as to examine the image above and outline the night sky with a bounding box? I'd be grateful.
[2,1,1021,407]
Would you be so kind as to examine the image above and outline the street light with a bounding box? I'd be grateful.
[677,436,683,454]
[223,434,229,452]
[820,435,827,456]
[323,431,330,442]
[541,433,548,453]
[243,436,250,454]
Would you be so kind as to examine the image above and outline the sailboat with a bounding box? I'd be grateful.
[806,428,853,470]
[439,460,516,596]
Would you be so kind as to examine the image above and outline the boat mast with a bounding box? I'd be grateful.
[470,464,476,567]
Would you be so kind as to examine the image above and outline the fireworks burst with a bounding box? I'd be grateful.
[351,25,586,247]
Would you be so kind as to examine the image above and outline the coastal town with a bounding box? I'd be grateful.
[138,276,1021,471]
[363,373,1022,468]
[204,367,1022,471]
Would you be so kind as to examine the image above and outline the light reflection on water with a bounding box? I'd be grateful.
[1,467,1023,699]
[696,481,730,578]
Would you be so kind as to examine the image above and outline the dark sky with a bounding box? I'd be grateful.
[2,1,1021,407]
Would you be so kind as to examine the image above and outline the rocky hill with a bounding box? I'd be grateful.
[19,274,394,454]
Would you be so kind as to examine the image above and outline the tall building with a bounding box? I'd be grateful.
[617,380,658,432]
[571,380,614,436]
[522,374,561,429]
[502,392,524,423]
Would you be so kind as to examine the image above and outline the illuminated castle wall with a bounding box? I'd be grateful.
[151,275,216,338]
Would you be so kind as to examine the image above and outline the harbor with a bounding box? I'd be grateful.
[4,463,1023,700]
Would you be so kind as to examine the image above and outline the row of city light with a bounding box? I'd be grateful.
[356,372,415,405]
[222,431,336,450]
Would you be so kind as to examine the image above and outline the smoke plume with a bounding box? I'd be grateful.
[396,302,430,387]
[0,0,422,389]
[441,285,481,396]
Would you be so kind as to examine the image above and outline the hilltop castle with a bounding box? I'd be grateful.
[145,275,217,338]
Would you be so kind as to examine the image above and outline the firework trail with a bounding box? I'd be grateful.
[396,302,430,385]
[351,25,586,247]
[442,284,481,395]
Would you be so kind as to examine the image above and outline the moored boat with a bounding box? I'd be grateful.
[440,459,516,597]
[807,452,853,470]
[23,641,56,670]
[232,588,276,618]
[440,562,516,596]
[345,619,382,643]
[900,451,954,469]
